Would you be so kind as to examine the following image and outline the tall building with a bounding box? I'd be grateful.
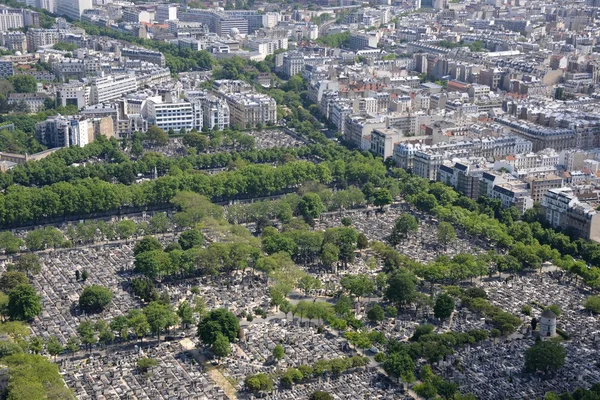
[35,116,93,148]
[282,51,304,78]
[222,92,276,128]
[121,47,166,68]
[179,9,248,36]
[156,4,177,23]
[56,0,92,20]
[89,74,137,105]
[146,98,195,131]
[541,187,600,242]
[26,29,59,52]
[1,32,27,53]
[0,7,23,31]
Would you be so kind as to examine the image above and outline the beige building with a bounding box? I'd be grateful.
[541,187,600,242]
[222,92,276,128]
[525,175,563,203]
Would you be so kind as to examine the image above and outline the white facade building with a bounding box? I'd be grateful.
[89,74,137,105]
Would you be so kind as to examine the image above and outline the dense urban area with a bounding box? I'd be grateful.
[0,0,596,398]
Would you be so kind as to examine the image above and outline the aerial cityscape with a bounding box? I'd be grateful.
[0,0,597,398]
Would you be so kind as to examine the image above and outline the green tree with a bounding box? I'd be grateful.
[79,285,113,314]
[310,391,334,400]
[0,272,28,293]
[198,308,239,345]
[12,254,42,277]
[145,126,169,146]
[367,304,385,323]
[437,222,457,250]
[77,320,96,351]
[116,220,136,240]
[143,301,177,341]
[66,336,80,354]
[434,293,455,322]
[385,270,416,308]
[134,236,163,256]
[177,301,195,328]
[7,284,41,321]
[298,193,326,221]
[414,382,438,399]
[524,341,566,373]
[391,214,418,245]
[137,357,158,372]
[340,274,374,302]
[178,229,204,250]
[584,295,600,314]
[211,333,231,358]
[273,344,285,361]
[46,336,63,360]
[373,188,392,209]
[383,351,415,383]
[28,336,43,354]
[244,373,273,393]
[9,75,37,93]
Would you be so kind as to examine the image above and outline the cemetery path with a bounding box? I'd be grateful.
[192,349,238,400]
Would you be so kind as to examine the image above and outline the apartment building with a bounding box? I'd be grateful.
[413,150,443,181]
[282,51,304,79]
[26,29,58,52]
[147,99,195,131]
[0,60,13,78]
[121,48,166,68]
[8,92,49,112]
[0,7,23,31]
[490,182,534,213]
[89,74,137,105]
[199,94,230,131]
[370,128,402,159]
[525,175,564,203]
[541,187,600,242]
[56,0,92,20]
[56,83,90,109]
[223,92,276,128]
[344,115,386,149]
[36,115,93,148]
[178,9,248,36]
[1,32,26,53]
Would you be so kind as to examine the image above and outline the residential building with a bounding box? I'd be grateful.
[371,128,402,159]
[89,74,137,105]
[56,83,90,109]
[491,182,534,213]
[349,32,378,50]
[0,60,13,78]
[147,98,195,131]
[541,187,600,242]
[525,175,564,203]
[26,29,59,52]
[282,51,304,78]
[8,92,49,112]
[121,48,166,68]
[0,7,23,31]
[56,0,92,20]
[413,150,443,181]
[35,115,93,148]
[223,92,276,128]
[0,32,26,53]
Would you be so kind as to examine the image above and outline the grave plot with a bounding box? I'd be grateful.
[443,274,600,399]
[161,273,271,317]
[222,319,353,385]
[9,245,140,344]
[238,369,408,400]
[315,206,492,264]
[61,341,223,400]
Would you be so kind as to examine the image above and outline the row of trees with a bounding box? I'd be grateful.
[391,168,600,288]
[0,215,171,254]
[0,149,391,226]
